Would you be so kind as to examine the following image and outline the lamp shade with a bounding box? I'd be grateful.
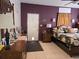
[46,24,52,28]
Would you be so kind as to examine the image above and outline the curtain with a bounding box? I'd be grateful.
[57,13,71,26]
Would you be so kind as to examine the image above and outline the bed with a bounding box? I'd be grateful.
[52,26,79,56]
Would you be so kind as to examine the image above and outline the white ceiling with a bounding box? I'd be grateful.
[20,0,79,8]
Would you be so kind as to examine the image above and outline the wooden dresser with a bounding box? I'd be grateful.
[0,36,27,59]
[42,28,52,42]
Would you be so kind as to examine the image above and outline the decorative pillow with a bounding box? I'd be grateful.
[68,28,75,33]
[57,28,64,33]
[58,25,68,33]
[63,28,68,33]
[73,28,78,33]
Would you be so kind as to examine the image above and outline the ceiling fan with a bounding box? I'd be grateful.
[63,0,79,5]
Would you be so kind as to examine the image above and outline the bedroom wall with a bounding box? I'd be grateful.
[0,12,13,28]
[21,3,59,31]
[21,3,59,40]
[71,8,79,27]
[21,3,79,40]
[77,9,79,22]
[10,0,21,29]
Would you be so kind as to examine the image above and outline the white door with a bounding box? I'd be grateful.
[27,13,39,41]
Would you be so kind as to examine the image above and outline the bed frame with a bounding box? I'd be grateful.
[51,36,79,57]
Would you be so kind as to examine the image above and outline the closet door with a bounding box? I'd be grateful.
[27,13,39,41]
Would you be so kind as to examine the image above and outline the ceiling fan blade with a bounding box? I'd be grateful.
[64,1,76,5]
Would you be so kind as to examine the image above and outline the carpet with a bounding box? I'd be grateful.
[27,41,43,52]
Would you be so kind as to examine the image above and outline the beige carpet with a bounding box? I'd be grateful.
[26,41,79,59]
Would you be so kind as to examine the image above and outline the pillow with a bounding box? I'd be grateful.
[73,28,78,33]
[63,28,68,33]
[57,28,64,33]
[68,28,75,33]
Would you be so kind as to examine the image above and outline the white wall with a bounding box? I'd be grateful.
[10,0,21,28]
[14,0,21,28]
[0,0,21,29]
[0,12,13,28]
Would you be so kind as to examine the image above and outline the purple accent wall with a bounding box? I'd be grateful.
[71,8,79,27]
[21,3,79,40]
[71,8,78,22]
[21,3,59,31]
[21,3,59,40]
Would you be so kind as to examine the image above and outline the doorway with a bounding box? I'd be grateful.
[27,13,39,41]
